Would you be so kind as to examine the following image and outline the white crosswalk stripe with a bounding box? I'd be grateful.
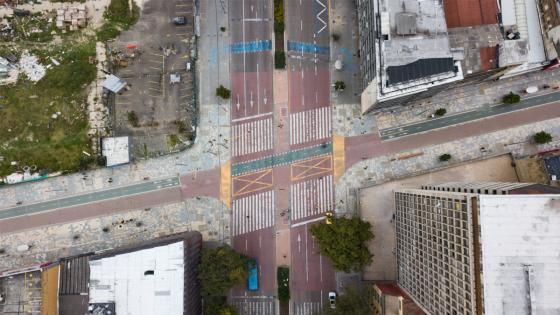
[232,298,276,315]
[232,118,274,157]
[233,190,275,236]
[290,107,331,145]
[290,175,333,221]
[291,302,322,315]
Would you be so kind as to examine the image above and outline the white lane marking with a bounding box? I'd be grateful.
[289,107,332,145]
[232,118,274,157]
[233,190,275,236]
[290,175,333,220]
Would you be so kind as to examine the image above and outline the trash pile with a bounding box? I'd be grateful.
[0,55,19,85]
[19,51,46,82]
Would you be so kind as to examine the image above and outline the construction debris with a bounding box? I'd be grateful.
[56,5,87,30]
[19,51,45,82]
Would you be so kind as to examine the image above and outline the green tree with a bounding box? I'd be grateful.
[503,92,521,104]
[216,85,231,99]
[533,131,553,144]
[439,153,452,162]
[203,296,239,315]
[334,81,346,91]
[198,245,250,297]
[277,266,290,302]
[321,285,374,315]
[434,108,447,116]
[310,217,374,272]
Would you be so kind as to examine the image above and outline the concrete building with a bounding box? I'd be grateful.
[394,182,560,315]
[356,0,464,113]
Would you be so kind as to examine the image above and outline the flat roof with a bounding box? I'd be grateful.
[101,136,130,167]
[479,195,560,314]
[88,241,185,315]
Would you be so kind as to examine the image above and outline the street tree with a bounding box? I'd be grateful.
[534,131,553,144]
[216,85,231,99]
[334,81,346,91]
[321,285,374,315]
[503,92,521,104]
[310,217,374,272]
[198,245,250,297]
[439,153,452,162]
[434,108,447,116]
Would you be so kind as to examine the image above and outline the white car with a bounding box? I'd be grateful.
[328,291,337,309]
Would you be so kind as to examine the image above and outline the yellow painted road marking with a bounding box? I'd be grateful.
[291,156,332,181]
[233,169,273,197]
[333,134,345,182]
[221,161,231,209]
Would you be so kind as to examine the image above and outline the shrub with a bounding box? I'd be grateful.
[439,153,452,162]
[127,111,139,127]
[220,26,226,32]
[533,131,553,144]
[434,108,447,116]
[275,51,286,69]
[334,81,346,91]
[503,92,521,104]
[216,85,231,99]
[277,267,290,302]
[332,33,340,41]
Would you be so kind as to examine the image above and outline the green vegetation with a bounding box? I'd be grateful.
[167,134,180,148]
[274,0,285,34]
[197,245,250,297]
[503,91,521,104]
[220,26,226,32]
[97,0,140,41]
[533,131,553,144]
[127,111,139,127]
[275,51,286,69]
[216,85,231,99]
[320,285,374,315]
[0,42,97,177]
[434,108,447,117]
[334,81,346,91]
[277,266,290,301]
[310,217,374,272]
[2,15,61,43]
[332,33,340,41]
[439,153,452,162]
[203,296,239,315]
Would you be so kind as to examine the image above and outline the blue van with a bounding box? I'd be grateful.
[247,259,258,291]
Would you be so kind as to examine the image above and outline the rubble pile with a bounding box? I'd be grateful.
[19,51,45,82]
[56,5,87,30]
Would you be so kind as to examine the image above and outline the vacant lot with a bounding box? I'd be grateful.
[0,41,96,178]
[358,155,519,281]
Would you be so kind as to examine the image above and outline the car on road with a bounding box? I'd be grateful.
[328,291,337,308]
[247,259,258,291]
[173,16,187,25]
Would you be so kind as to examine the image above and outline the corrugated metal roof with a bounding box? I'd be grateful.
[386,58,455,85]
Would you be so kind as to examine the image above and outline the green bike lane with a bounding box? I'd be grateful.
[380,91,560,140]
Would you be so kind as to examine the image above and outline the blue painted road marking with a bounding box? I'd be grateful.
[287,41,330,55]
[231,40,272,54]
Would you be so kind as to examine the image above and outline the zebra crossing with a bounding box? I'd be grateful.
[232,190,275,236]
[290,107,331,145]
[290,175,333,221]
[232,117,274,157]
[291,302,322,315]
[232,298,276,315]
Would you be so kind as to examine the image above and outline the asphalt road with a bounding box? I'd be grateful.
[0,177,180,220]
[379,91,560,140]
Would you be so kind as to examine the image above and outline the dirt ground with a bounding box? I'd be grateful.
[514,156,549,184]
[358,154,519,281]
[110,0,196,158]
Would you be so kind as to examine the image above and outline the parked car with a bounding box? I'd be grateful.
[328,292,337,309]
[173,16,187,25]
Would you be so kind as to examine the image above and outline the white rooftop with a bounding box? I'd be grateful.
[89,241,185,315]
[101,136,130,167]
[479,195,560,315]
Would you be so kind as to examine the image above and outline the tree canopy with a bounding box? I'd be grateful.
[534,131,553,144]
[310,217,374,272]
[198,245,250,297]
[321,285,374,315]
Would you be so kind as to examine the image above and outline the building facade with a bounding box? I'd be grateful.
[394,182,560,315]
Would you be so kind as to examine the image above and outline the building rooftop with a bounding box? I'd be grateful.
[375,281,426,315]
[89,241,185,315]
[479,194,560,314]
[101,136,130,167]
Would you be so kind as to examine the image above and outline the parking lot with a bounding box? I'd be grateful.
[110,0,196,157]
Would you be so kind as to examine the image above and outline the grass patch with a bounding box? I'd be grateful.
[0,41,96,177]
[275,51,285,69]
[97,0,140,41]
